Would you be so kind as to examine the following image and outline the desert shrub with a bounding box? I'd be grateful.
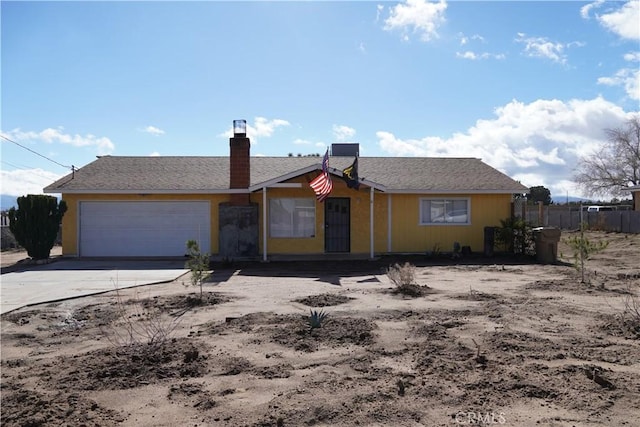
[387,262,416,286]
[618,290,640,338]
[102,286,182,348]
[387,262,427,296]
[495,217,534,255]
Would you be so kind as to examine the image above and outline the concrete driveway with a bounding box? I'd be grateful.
[1,257,189,314]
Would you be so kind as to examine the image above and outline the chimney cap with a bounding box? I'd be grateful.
[233,119,247,136]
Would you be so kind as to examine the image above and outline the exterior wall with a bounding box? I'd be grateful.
[60,193,228,256]
[389,193,512,253]
[61,185,513,257]
[250,175,389,256]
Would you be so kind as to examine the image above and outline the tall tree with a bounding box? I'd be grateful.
[528,185,552,205]
[574,116,640,201]
[8,195,67,260]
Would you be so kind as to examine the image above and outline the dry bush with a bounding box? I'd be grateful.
[387,262,416,287]
[387,262,429,297]
[101,285,182,348]
[618,288,640,338]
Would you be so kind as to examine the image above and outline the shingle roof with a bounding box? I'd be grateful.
[43,155,528,194]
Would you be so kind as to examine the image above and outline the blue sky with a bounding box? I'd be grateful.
[1,0,639,201]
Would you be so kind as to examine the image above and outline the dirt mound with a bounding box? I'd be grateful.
[37,338,208,391]
[1,383,124,427]
[137,291,231,312]
[293,293,354,307]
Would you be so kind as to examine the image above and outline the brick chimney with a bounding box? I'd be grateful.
[229,119,250,205]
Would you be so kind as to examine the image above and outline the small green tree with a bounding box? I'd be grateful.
[185,239,210,300]
[563,225,609,284]
[8,194,67,260]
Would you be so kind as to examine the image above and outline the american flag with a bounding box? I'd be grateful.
[309,150,333,202]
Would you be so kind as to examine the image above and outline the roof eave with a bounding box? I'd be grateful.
[387,188,529,194]
[43,189,247,195]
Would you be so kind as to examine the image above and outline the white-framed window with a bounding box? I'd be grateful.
[420,198,470,225]
[269,198,316,238]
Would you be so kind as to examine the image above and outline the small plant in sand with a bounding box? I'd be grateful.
[308,309,329,329]
[563,225,608,284]
[617,288,640,338]
[103,285,182,348]
[427,242,441,258]
[186,239,211,300]
[471,338,487,365]
[387,262,424,295]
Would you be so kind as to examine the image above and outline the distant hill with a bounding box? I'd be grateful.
[550,195,591,204]
[550,195,635,205]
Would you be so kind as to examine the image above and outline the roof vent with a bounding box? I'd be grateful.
[331,143,359,157]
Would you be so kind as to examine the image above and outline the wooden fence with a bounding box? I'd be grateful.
[524,206,640,233]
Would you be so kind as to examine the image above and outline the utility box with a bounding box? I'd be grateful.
[484,226,496,256]
[533,227,561,264]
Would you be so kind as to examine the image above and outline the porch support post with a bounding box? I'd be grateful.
[370,186,374,259]
[262,187,268,262]
[387,193,392,253]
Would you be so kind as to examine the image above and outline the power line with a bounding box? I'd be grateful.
[1,159,35,170]
[0,133,72,170]
[0,160,62,179]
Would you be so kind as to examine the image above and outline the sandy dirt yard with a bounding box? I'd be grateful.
[1,231,639,427]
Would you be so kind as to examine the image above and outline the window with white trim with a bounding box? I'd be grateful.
[269,198,316,238]
[420,198,470,225]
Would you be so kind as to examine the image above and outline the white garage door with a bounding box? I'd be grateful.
[80,201,211,256]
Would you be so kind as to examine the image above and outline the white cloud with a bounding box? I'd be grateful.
[597,0,640,41]
[580,0,605,19]
[142,126,165,136]
[383,0,447,42]
[458,33,485,46]
[0,168,63,197]
[6,127,115,155]
[358,42,366,53]
[456,51,505,60]
[332,124,356,141]
[623,51,640,61]
[219,117,290,143]
[514,33,580,65]
[375,4,384,23]
[598,52,640,100]
[253,117,290,138]
[456,33,501,60]
[376,97,635,198]
[149,151,161,156]
[598,68,640,100]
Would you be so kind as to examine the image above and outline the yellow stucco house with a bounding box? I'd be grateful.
[44,125,528,260]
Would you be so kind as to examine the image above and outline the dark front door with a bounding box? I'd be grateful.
[324,198,350,252]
